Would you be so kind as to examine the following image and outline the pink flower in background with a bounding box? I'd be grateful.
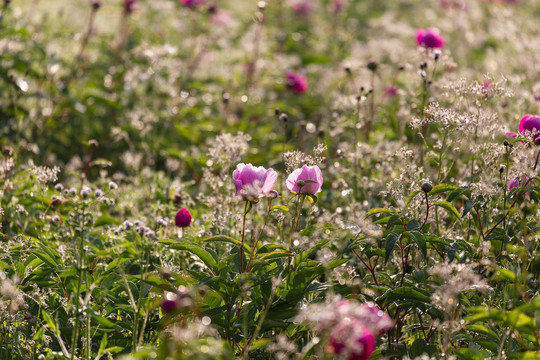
[175,208,192,228]
[508,177,528,190]
[518,114,540,142]
[331,0,345,13]
[416,28,445,49]
[297,298,393,360]
[285,71,308,93]
[384,84,399,98]
[233,163,278,198]
[180,0,204,9]
[286,165,323,194]
[330,324,375,360]
[123,0,136,14]
[291,0,315,16]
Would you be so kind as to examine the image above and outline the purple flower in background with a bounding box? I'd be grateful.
[232,163,278,199]
[286,165,323,195]
[285,71,308,93]
[175,208,192,228]
[416,28,445,49]
[180,0,204,9]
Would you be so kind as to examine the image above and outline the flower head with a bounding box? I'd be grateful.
[508,177,528,190]
[175,208,192,228]
[416,28,445,49]
[286,165,323,195]
[285,71,308,93]
[330,324,375,360]
[518,114,540,142]
[233,163,278,200]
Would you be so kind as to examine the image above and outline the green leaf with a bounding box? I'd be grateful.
[404,190,421,210]
[465,324,499,340]
[42,310,57,333]
[201,235,252,253]
[455,348,489,360]
[434,201,462,221]
[160,240,217,273]
[381,287,431,306]
[402,231,427,260]
[367,208,398,217]
[272,205,289,212]
[430,184,458,196]
[33,250,58,269]
[490,268,517,282]
[94,214,120,227]
[385,233,399,263]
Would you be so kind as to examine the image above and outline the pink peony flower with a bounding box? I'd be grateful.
[519,114,540,142]
[286,165,323,195]
[232,163,278,199]
[416,28,445,49]
[175,208,192,228]
[329,323,375,360]
[285,71,309,93]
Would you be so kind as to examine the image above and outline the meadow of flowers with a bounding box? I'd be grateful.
[1,0,539,359]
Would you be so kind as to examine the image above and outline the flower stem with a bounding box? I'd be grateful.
[246,198,273,272]
[240,201,249,273]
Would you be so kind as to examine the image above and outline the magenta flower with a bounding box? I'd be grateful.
[286,165,323,195]
[232,163,278,199]
[123,0,136,14]
[175,208,192,228]
[291,1,315,16]
[285,71,309,94]
[416,28,445,49]
[508,177,528,190]
[518,114,540,142]
[329,323,375,360]
[180,0,204,9]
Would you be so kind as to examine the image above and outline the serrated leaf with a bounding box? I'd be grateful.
[434,201,462,221]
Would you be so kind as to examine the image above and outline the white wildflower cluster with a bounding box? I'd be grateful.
[443,75,513,102]
[382,163,425,207]
[0,156,14,177]
[411,102,476,132]
[296,296,393,340]
[206,132,251,171]
[283,144,326,173]
[266,334,298,360]
[430,262,489,314]
[32,165,61,183]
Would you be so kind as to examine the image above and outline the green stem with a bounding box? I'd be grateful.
[246,198,273,272]
[240,201,249,273]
